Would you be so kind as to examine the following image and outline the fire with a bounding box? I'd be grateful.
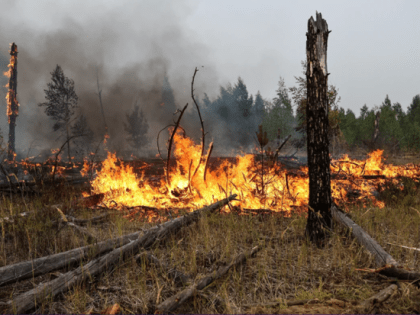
[88,131,420,216]
[4,43,19,123]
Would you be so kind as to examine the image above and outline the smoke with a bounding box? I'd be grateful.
[0,0,225,160]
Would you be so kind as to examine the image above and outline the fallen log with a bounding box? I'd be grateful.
[155,244,260,314]
[5,194,237,314]
[355,283,399,313]
[331,204,420,283]
[0,230,142,287]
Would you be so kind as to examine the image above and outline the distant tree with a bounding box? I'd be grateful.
[124,104,149,154]
[233,77,253,118]
[407,94,420,124]
[358,107,376,148]
[202,93,212,108]
[38,65,79,163]
[338,108,358,147]
[71,114,94,159]
[401,94,420,152]
[289,60,341,143]
[360,104,369,119]
[215,85,234,121]
[161,74,177,122]
[262,77,294,142]
[377,95,403,153]
[253,91,265,128]
[231,78,255,146]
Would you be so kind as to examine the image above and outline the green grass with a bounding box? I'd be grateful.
[0,175,420,314]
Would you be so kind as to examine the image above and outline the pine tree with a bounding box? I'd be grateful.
[71,114,94,159]
[162,75,176,113]
[338,108,358,147]
[160,74,177,124]
[39,65,78,163]
[378,95,404,153]
[289,60,341,143]
[210,85,233,122]
[124,104,149,154]
[262,77,294,142]
[233,77,253,118]
[403,95,420,151]
[253,91,265,128]
[360,104,369,119]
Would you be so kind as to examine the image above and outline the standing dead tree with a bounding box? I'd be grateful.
[6,43,19,161]
[190,67,207,182]
[363,110,381,152]
[305,11,333,246]
[166,103,189,186]
[95,68,109,142]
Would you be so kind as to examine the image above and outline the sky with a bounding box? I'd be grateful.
[0,0,419,156]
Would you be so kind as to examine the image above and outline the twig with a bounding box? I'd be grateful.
[273,135,292,165]
[166,103,188,186]
[203,142,213,182]
[156,125,186,161]
[386,242,420,252]
[52,134,87,182]
[190,67,206,182]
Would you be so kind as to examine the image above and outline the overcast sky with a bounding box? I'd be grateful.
[0,0,419,155]
[188,0,420,114]
[2,0,419,113]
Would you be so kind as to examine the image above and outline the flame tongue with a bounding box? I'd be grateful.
[89,131,420,215]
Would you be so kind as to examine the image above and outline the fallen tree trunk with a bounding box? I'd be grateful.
[355,283,399,314]
[155,244,260,314]
[331,204,420,283]
[0,230,142,287]
[5,194,237,314]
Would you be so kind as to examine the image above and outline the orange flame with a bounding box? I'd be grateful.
[88,130,420,217]
[4,44,19,123]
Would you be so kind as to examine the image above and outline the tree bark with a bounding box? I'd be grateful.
[5,195,237,314]
[305,11,333,245]
[7,43,18,161]
[0,230,141,288]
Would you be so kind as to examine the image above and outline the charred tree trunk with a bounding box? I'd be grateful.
[96,69,109,140]
[7,43,19,161]
[305,12,333,246]
[372,111,380,147]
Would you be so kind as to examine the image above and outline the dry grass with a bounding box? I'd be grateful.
[0,177,420,314]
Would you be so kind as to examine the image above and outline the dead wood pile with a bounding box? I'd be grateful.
[2,194,237,314]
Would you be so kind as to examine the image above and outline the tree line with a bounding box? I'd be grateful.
[4,62,416,161]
